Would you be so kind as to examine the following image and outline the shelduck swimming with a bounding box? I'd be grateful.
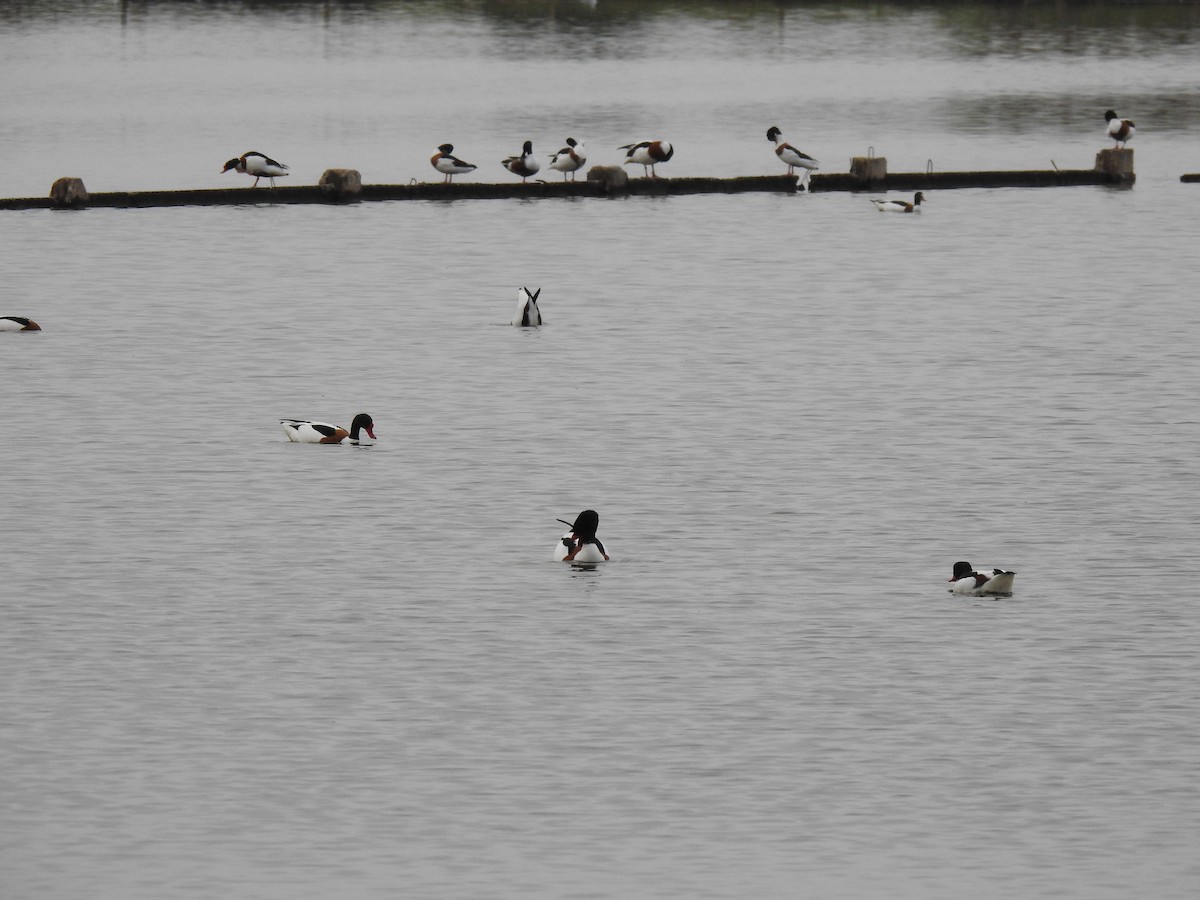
[549,138,587,181]
[948,561,1016,596]
[1,316,41,331]
[502,141,541,182]
[872,192,925,213]
[620,140,673,177]
[1104,110,1135,148]
[280,413,376,445]
[513,287,542,327]
[431,143,477,183]
[222,151,290,188]
[554,509,610,563]
[766,126,819,188]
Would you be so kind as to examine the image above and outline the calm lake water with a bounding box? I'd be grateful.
[2,2,1199,899]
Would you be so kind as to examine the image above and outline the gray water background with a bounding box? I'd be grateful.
[2,2,1199,898]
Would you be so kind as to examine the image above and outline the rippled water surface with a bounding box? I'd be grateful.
[3,3,1199,899]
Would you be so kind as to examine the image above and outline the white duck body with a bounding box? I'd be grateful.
[553,533,607,563]
[1,316,41,331]
[948,562,1016,596]
[281,413,376,445]
[777,145,818,172]
[242,152,289,185]
[513,287,542,327]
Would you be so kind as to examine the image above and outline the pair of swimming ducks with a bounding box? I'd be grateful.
[279,417,608,562]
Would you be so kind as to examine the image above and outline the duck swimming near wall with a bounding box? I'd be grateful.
[872,192,925,213]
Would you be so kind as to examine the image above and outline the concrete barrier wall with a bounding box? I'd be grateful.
[0,159,1144,212]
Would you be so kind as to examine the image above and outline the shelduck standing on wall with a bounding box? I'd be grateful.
[222,151,290,188]
[502,141,540,182]
[872,192,925,213]
[549,138,587,181]
[513,287,542,327]
[1,316,41,331]
[766,126,819,188]
[431,143,477,183]
[554,509,610,563]
[280,413,376,445]
[948,561,1016,596]
[1104,110,1135,148]
[619,140,673,178]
